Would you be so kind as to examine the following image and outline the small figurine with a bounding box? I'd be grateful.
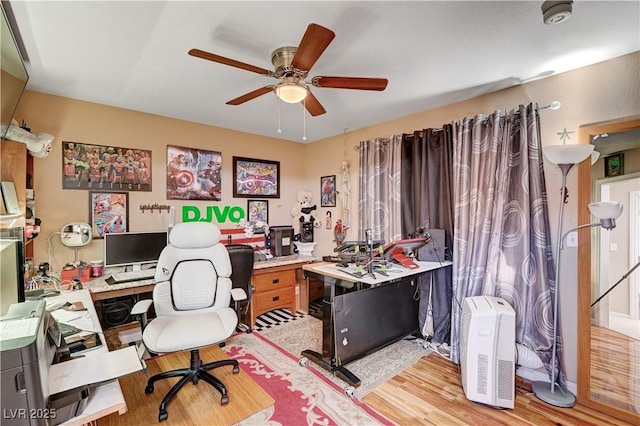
[334,219,347,245]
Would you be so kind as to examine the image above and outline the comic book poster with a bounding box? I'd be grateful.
[167,145,222,200]
[89,191,128,238]
[320,175,336,207]
[232,156,280,198]
[62,141,152,191]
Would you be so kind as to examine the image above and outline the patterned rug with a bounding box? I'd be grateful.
[253,300,322,332]
[223,331,391,425]
[257,315,432,398]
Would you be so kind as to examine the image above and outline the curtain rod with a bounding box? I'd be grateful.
[403,128,444,139]
[353,102,556,150]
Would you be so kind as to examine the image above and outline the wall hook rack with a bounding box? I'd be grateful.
[140,203,172,213]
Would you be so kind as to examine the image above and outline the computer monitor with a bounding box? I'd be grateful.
[103,230,168,271]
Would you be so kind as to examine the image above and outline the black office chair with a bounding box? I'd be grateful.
[226,244,255,333]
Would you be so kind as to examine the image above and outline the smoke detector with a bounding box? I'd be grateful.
[541,1,573,25]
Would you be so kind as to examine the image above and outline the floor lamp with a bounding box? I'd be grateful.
[532,143,594,407]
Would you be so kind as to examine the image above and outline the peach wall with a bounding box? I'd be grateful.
[16,93,306,270]
[12,52,640,385]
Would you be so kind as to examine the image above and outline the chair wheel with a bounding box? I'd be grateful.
[145,385,154,394]
[345,386,356,398]
[221,395,229,405]
[159,410,168,422]
[232,366,239,374]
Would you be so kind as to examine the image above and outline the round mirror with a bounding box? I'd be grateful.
[60,222,92,247]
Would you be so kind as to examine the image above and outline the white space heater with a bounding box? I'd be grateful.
[460,296,516,409]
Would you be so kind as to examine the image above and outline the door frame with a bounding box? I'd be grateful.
[576,115,640,424]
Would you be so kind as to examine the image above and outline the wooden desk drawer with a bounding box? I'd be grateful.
[254,288,295,313]
[253,270,295,291]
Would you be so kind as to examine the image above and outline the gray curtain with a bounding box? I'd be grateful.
[358,136,403,242]
[450,104,563,386]
[401,126,454,344]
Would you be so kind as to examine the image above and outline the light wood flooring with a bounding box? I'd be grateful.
[363,353,635,425]
[590,324,639,414]
[99,345,273,425]
[102,314,637,424]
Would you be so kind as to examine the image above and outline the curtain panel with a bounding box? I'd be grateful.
[450,104,563,386]
[401,126,455,344]
[358,137,402,242]
[356,103,560,387]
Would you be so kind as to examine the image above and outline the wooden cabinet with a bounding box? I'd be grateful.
[1,139,36,259]
[0,139,27,230]
[250,264,297,326]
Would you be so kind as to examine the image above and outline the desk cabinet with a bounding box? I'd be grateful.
[251,265,297,326]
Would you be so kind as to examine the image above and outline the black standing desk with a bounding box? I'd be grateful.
[301,260,452,390]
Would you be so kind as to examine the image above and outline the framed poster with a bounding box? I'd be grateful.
[89,191,129,239]
[604,153,624,177]
[63,141,152,191]
[320,175,336,207]
[167,145,222,200]
[247,199,269,227]
[233,156,280,198]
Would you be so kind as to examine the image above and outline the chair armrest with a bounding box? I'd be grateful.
[231,288,247,302]
[131,299,153,316]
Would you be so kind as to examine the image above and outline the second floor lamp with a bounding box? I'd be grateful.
[533,142,623,407]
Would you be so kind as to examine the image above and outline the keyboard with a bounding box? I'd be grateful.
[106,268,156,285]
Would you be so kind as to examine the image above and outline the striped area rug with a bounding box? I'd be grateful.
[253,299,322,332]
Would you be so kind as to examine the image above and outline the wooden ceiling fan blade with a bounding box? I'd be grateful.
[312,76,388,91]
[226,86,273,105]
[291,24,335,72]
[304,91,326,116]
[188,48,272,76]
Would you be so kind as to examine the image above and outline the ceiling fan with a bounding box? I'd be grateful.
[188,23,388,116]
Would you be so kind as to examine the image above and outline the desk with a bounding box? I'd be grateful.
[250,255,319,326]
[3,290,140,426]
[83,277,155,302]
[82,255,322,329]
[301,260,452,388]
[52,290,139,425]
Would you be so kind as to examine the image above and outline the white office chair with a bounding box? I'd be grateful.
[132,221,246,422]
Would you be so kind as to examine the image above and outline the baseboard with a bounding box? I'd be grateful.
[516,366,577,395]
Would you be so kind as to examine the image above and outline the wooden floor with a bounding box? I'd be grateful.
[363,353,635,425]
[590,325,639,414]
[99,344,274,425]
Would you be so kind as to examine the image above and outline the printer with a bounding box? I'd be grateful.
[1,301,89,425]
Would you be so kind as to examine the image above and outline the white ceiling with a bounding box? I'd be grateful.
[6,1,640,143]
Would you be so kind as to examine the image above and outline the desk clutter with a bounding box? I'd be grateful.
[0,292,143,425]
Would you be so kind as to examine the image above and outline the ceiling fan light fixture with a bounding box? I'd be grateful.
[542,1,573,25]
[275,81,308,104]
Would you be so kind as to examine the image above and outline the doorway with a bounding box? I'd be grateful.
[595,175,640,340]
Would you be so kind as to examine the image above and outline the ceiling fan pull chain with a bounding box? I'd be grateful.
[277,98,282,134]
[302,98,307,141]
